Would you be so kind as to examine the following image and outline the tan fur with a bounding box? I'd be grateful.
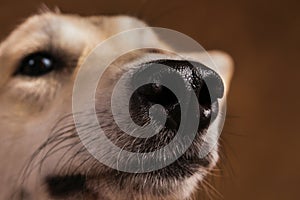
[0,11,233,200]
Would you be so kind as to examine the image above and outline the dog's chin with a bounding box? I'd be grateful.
[45,164,213,199]
[44,133,218,199]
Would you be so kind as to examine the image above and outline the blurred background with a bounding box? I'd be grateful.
[0,0,299,199]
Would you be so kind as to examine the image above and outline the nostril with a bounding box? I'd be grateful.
[198,71,224,108]
[136,83,177,107]
[137,83,163,97]
[198,83,212,109]
[130,83,181,129]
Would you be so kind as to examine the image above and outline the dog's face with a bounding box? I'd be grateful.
[0,12,233,200]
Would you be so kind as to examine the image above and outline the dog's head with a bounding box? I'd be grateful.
[0,11,233,200]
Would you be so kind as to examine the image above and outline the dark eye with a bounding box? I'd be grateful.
[15,52,56,77]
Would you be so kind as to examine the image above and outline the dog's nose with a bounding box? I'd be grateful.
[130,60,224,130]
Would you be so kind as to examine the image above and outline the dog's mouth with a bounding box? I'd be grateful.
[45,174,89,198]
[44,150,215,199]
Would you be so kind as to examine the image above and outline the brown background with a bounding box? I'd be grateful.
[1,0,299,199]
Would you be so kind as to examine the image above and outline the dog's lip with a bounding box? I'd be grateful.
[45,173,88,197]
[44,148,212,198]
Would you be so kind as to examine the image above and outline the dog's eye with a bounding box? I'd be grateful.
[15,53,56,77]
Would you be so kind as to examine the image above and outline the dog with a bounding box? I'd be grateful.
[0,9,233,200]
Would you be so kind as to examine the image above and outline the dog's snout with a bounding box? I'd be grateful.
[130,60,224,130]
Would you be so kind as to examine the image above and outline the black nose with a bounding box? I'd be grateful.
[129,59,224,130]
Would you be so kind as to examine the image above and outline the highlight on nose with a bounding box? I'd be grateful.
[129,59,224,131]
